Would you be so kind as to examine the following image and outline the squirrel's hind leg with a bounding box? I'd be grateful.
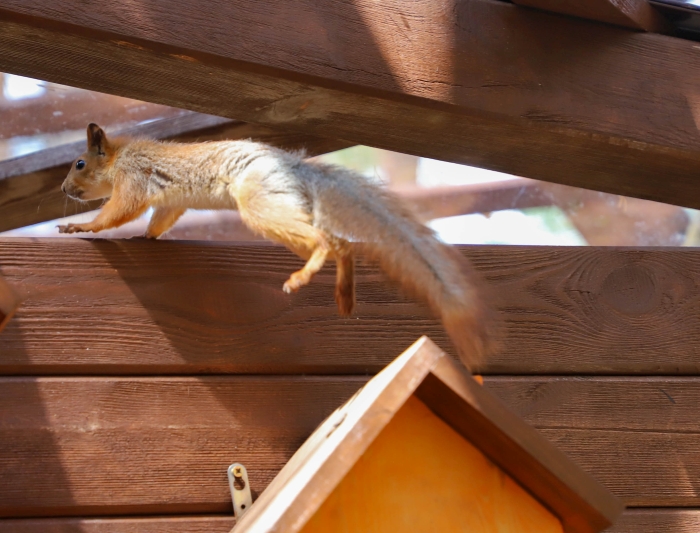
[283,242,329,294]
[334,243,355,316]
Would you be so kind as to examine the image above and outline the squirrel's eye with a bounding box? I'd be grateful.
[75,160,86,170]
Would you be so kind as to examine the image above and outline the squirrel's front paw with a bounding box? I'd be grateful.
[57,223,88,234]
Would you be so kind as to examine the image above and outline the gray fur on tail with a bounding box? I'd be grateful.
[308,162,490,368]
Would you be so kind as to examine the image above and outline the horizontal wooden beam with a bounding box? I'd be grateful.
[511,0,670,31]
[0,376,698,518]
[1,239,699,374]
[0,516,236,533]
[611,509,700,532]
[0,1,698,208]
[0,114,351,232]
[0,510,696,533]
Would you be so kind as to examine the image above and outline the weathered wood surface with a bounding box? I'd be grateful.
[0,510,696,533]
[511,0,669,31]
[1,377,699,518]
[610,509,700,532]
[0,516,236,532]
[1,239,700,374]
[1,3,700,208]
[0,376,364,517]
[0,114,350,232]
[485,377,700,506]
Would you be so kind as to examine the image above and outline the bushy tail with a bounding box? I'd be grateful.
[311,163,494,369]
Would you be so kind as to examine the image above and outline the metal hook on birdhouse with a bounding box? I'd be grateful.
[228,463,253,519]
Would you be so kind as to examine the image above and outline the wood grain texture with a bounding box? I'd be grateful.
[2,510,698,533]
[610,508,700,532]
[1,510,696,533]
[0,114,350,232]
[3,376,700,518]
[0,274,20,333]
[512,0,669,31]
[0,376,365,518]
[484,377,700,507]
[0,3,700,208]
[0,516,235,533]
[2,239,700,374]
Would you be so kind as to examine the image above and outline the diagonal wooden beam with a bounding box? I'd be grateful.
[0,86,182,141]
[0,113,351,232]
[0,1,698,209]
[511,0,670,32]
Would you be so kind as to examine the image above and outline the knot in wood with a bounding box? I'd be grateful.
[599,263,658,316]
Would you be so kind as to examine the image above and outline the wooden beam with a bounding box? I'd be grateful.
[0,376,698,517]
[611,509,700,532]
[0,517,236,533]
[0,86,181,141]
[547,182,690,246]
[393,179,550,222]
[0,510,696,533]
[1,239,700,375]
[0,113,351,232]
[511,0,670,32]
[0,3,698,209]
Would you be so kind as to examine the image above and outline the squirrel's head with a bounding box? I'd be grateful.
[61,123,116,201]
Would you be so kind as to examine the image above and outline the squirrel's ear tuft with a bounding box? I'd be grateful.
[87,123,108,155]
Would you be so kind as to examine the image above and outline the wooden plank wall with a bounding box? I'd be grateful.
[0,238,699,531]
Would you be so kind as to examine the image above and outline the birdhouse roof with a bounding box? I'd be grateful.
[232,336,623,533]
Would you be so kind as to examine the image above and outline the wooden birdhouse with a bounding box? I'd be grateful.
[0,274,19,334]
[232,336,623,533]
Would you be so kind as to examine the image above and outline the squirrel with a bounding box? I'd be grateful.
[59,123,493,367]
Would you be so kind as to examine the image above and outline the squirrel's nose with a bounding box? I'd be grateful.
[61,184,66,193]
